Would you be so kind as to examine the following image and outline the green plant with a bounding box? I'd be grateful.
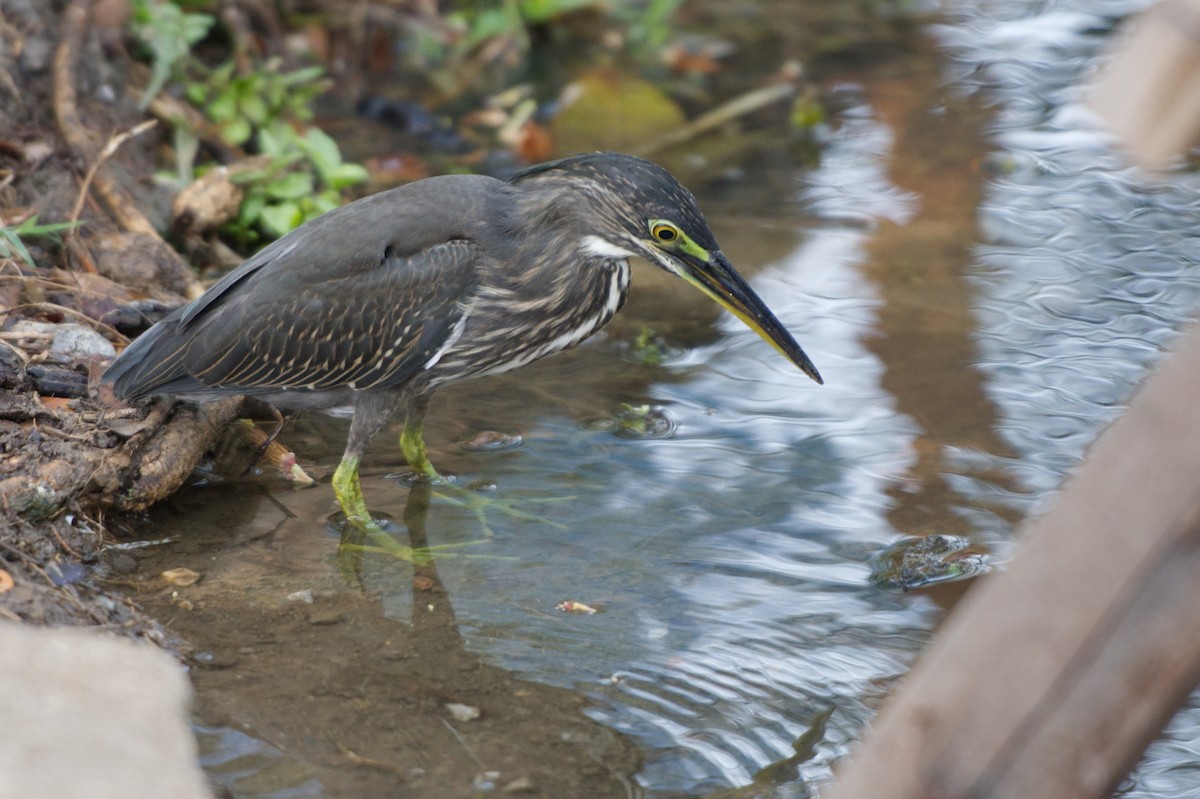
[225,127,369,244]
[435,0,685,88]
[628,326,669,366]
[130,6,368,246]
[184,59,327,147]
[130,0,215,109]
[181,60,368,242]
[0,217,80,267]
[612,0,686,55]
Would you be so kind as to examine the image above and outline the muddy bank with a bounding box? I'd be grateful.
[0,0,245,635]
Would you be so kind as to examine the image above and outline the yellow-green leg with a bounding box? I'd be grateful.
[333,391,408,530]
[399,394,441,481]
[332,454,377,530]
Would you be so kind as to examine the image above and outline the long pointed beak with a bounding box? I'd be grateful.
[679,251,823,384]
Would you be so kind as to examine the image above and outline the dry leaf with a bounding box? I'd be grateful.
[556,600,598,614]
[162,567,201,586]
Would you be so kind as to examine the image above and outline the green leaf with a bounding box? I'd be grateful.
[183,82,207,105]
[265,171,314,200]
[130,1,215,109]
[465,8,519,48]
[0,215,82,267]
[519,0,597,24]
[210,61,236,85]
[173,124,199,183]
[260,202,303,236]
[218,116,253,146]
[309,191,342,216]
[327,162,369,190]
[300,127,341,177]
[282,66,326,86]
[239,93,268,125]
[207,89,238,123]
[237,188,267,226]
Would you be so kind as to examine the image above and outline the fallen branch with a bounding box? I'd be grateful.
[0,396,244,520]
[112,397,244,512]
[635,71,801,158]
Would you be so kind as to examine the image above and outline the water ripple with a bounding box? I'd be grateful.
[941,0,1200,795]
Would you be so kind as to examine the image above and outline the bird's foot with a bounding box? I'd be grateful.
[427,480,574,537]
[388,469,455,487]
[331,512,492,566]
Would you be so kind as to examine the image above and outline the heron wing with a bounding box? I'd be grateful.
[108,237,480,399]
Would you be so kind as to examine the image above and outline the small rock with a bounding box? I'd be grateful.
[286,589,315,604]
[8,319,56,337]
[192,651,239,670]
[472,771,502,791]
[307,610,344,626]
[463,430,522,451]
[161,567,201,587]
[502,775,537,794]
[171,164,246,235]
[46,560,88,586]
[107,553,137,574]
[50,324,116,360]
[445,702,481,722]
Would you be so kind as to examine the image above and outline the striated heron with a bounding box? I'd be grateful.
[104,152,822,529]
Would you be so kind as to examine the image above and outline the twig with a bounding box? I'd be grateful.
[49,522,83,560]
[439,718,488,771]
[0,331,52,341]
[634,80,799,158]
[39,425,101,445]
[335,742,410,779]
[0,339,29,364]
[68,119,158,230]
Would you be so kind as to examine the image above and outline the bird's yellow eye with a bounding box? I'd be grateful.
[650,221,681,243]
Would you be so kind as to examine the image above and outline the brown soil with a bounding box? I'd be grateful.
[0,0,233,635]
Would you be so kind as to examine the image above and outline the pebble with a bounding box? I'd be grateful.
[192,650,239,670]
[463,430,522,451]
[445,702,481,722]
[502,776,537,794]
[161,567,201,587]
[307,610,344,626]
[49,324,116,360]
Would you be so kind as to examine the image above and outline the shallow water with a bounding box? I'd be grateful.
[118,1,1200,796]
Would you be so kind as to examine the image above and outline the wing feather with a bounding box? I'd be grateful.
[107,238,480,400]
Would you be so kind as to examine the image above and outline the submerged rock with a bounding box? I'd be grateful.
[869,534,989,590]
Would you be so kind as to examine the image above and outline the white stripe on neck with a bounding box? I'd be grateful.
[580,235,636,260]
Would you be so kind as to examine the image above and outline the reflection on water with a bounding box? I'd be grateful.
[118,0,1200,796]
[936,1,1200,795]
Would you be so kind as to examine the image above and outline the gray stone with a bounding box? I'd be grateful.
[0,622,211,799]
